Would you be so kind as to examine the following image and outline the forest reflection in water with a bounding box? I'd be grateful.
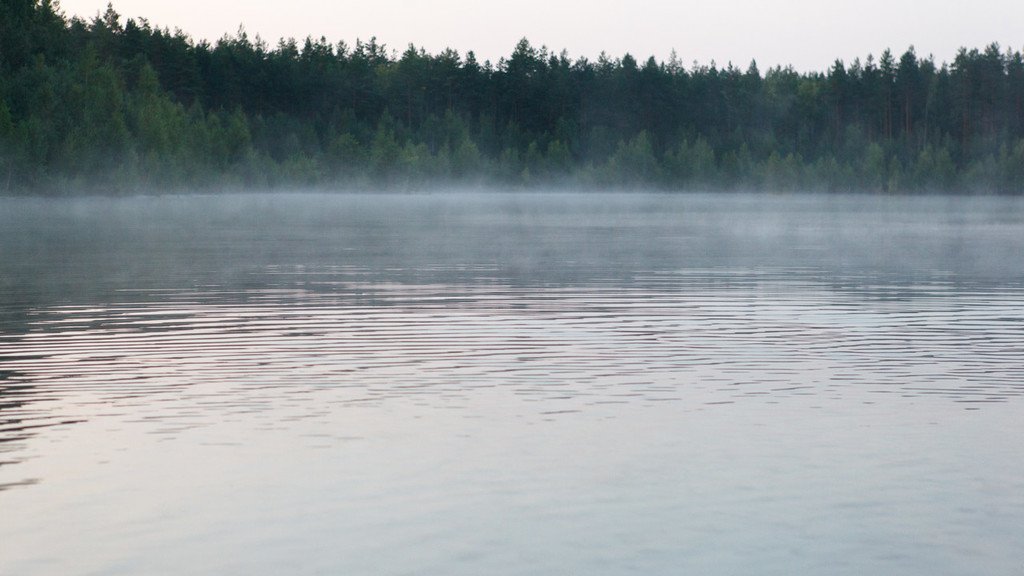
[1,192,1023,575]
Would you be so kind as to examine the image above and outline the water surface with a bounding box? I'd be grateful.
[1,192,1023,575]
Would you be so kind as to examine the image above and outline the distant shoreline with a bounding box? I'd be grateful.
[2,185,1019,200]
[2,3,1023,195]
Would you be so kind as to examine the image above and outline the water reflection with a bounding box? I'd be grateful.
[0,370,34,492]
[2,269,1022,462]
[1,193,1023,575]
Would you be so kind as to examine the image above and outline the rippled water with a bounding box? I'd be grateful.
[1,192,1023,575]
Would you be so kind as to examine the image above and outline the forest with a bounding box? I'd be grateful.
[2,0,1024,194]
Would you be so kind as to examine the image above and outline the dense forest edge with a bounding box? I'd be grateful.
[2,0,1024,194]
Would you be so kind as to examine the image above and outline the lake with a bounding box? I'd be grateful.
[1,192,1023,575]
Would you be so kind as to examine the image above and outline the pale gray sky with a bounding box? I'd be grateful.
[58,0,1023,71]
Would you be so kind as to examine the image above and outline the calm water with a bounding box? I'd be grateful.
[1,192,1023,575]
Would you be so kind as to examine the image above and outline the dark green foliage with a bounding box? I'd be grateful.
[2,0,1024,193]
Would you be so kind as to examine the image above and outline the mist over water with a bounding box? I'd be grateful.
[1,191,1023,575]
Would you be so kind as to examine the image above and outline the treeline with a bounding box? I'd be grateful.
[2,0,1024,193]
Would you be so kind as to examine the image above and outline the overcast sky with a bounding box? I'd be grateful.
[57,0,1023,71]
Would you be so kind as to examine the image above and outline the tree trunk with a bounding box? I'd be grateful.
[905,94,912,137]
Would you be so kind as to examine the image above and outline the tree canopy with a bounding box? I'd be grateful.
[2,0,1024,193]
